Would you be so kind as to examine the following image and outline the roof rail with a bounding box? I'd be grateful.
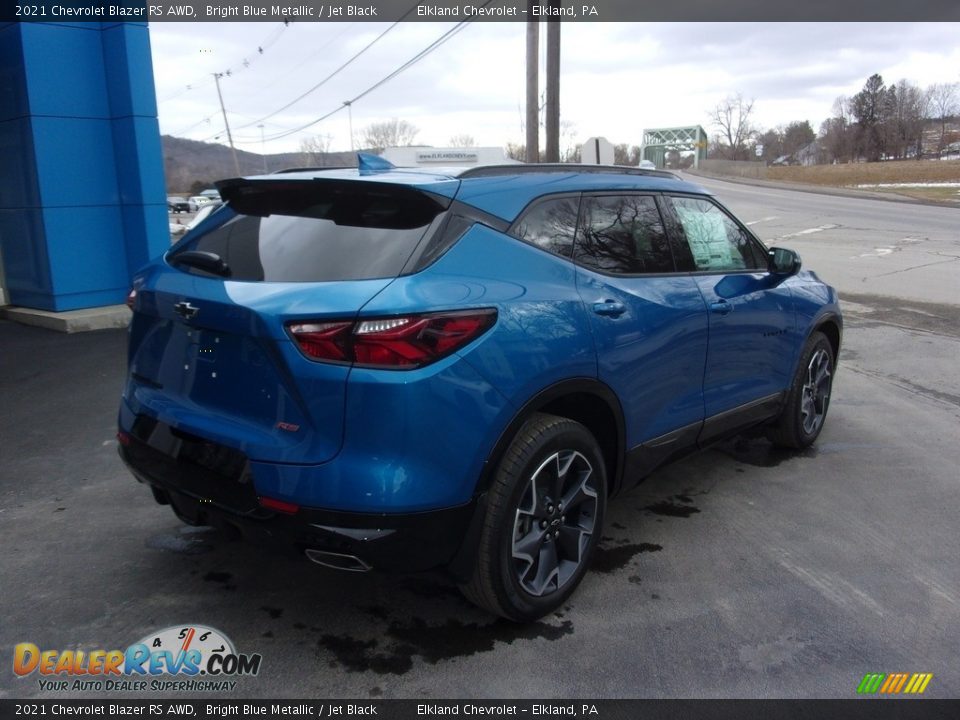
[457,163,679,180]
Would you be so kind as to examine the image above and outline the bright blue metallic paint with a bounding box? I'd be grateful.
[125,266,397,464]
[693,272,799,417]
[787,273,843,369]
[247,355,510,512]
[364,224,598,410]
[137,261,395,339]
[575,268,709,446]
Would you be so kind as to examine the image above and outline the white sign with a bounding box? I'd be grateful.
[581,137,615,165]
[415,150,480,164]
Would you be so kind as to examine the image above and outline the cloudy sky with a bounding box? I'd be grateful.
[149,22,960,155]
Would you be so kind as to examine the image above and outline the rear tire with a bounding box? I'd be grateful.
[769,331,835,449]
[460,413,607,621]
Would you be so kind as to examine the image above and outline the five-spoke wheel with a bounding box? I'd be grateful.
[512,450,599,597]
[770,330,836,449]
[461,413,607,621]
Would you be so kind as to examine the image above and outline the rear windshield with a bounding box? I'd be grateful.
[169,180,447,282]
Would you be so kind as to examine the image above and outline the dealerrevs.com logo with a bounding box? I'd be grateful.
[14,625,262,692]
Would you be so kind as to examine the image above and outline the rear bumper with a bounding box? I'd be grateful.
[118,434,478,574]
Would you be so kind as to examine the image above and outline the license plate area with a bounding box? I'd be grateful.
[128,416,256,513]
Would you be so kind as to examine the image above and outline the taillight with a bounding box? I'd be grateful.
[288,309,496,369]
[258,496,300,514]
[286,321,352,361]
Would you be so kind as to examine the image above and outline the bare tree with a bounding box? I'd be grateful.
[359,119,419,153]
[559,120,580,163]
[299,134,332,166]
[710,94,756,160]
[927,82,960,157]
[820,95,853,163]
[882,79,926,159]
[449,134,476,147]
[505,142,526,161]
[613,144,641,165]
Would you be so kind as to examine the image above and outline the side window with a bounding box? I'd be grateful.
[574,195,674,274]
[511,196,579,259]
[668,196,763,272]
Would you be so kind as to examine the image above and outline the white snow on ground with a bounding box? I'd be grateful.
[852,182,960,188]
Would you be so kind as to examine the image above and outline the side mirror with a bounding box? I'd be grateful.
[768,247,802,276]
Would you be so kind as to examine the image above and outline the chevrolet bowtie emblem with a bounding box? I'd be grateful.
[173,301,199,320]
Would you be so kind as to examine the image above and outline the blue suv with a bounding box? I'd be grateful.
[119,157,841,621]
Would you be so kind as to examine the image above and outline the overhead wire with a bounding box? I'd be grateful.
[230,6,419,132]
[189,0,492,148]
[157,20,292,135]
[255,14,484,145]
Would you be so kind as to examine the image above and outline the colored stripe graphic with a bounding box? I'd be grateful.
[857,673,885,693]
[858,672,933,694]
[904,673,933,694]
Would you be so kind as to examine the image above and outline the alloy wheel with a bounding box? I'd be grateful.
[511,450,599,597]
[800,348,832,435]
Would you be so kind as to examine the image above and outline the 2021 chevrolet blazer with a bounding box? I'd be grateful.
[119,157,841,621]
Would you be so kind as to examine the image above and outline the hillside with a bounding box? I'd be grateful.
[161,135,356,193]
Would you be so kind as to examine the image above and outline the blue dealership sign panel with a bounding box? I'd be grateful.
[0,21,167,311]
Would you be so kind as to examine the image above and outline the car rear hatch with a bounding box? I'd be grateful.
[125,173,459,464]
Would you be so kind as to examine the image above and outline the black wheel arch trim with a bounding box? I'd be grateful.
[478,377,625,496]
[812,311,843,354]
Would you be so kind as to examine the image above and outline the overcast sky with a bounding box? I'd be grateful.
[149,22,960,155]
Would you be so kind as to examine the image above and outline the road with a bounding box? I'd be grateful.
[1,178,958,701]
[685,173,959,306]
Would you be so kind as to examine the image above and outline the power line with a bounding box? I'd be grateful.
[156,22,291,105]
[231,9,418,132]
[350,21,473,106]
[250,23,358,99]
[258,16,481,144]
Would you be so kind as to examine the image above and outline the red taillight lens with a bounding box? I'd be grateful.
[287,309,496,369]
[258,496,300,514]
[125,288,137,310]
[286,321,352,361]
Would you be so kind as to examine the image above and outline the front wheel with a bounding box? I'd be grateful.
[461,413,607,621]
[769,331,835,449]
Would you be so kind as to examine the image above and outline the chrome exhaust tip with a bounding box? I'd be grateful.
[305,549,372,572]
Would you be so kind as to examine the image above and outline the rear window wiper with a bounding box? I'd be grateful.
[170,250,231,277]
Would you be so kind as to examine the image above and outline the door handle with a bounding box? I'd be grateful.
[593,301,626,317]
[710,300,732,315]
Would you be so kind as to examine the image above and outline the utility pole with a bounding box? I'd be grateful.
[258,124,267,173]
[344,101,354,151]
[525,7,539,163]
[544,9,560,163]
[213,72,241,176]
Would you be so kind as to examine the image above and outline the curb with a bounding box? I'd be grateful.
[681,170,960,209]
[1,305,131,333]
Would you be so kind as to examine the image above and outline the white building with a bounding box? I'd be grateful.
[379,147,519,168]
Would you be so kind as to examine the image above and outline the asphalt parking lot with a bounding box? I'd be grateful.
[2,178,958,700]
